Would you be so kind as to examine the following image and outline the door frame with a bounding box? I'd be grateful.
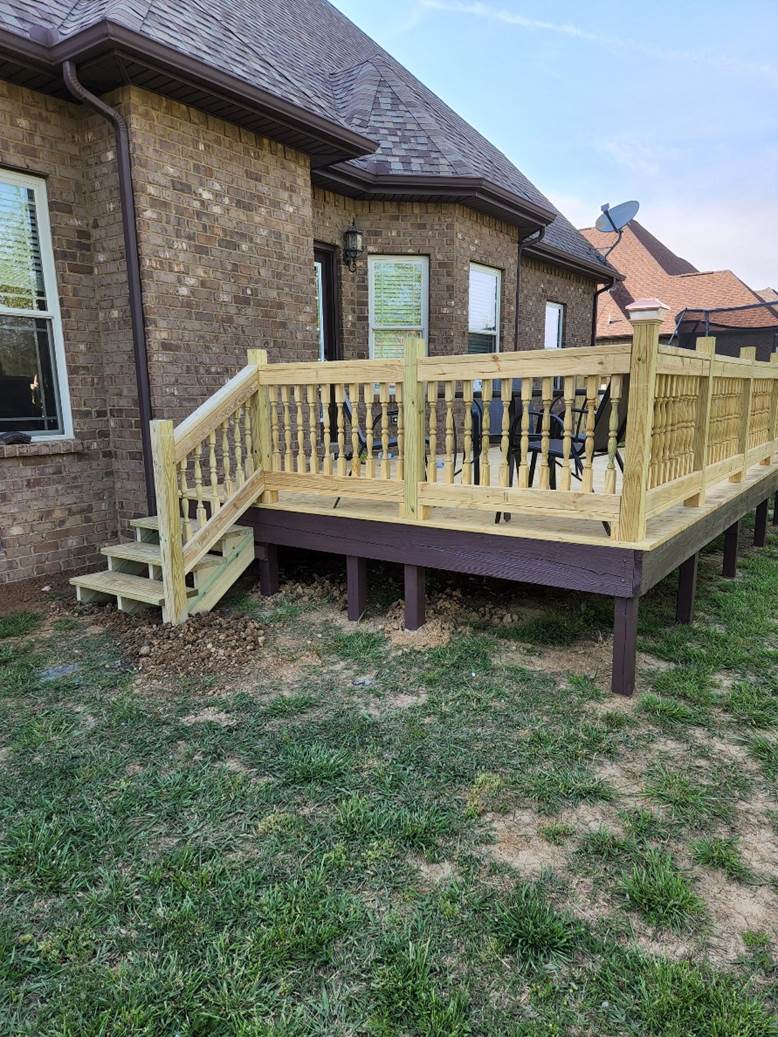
[314,242,341,361]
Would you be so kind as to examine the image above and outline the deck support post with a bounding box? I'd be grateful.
[723,520,739,578]
[403,564,426,631]
[612,595,639,697]
[675,553,698,625]
[346,555,368,621]
[754,499,769,547]
[774,491,778,526]
[257,542,279,596]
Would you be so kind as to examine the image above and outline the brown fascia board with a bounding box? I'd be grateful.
[312,164,555,233]
[0,21,378,164]
[526,239,619,285]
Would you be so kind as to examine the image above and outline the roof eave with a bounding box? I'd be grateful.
[0,20,379,165]
[526,239,620,284]
[312,164,555,233]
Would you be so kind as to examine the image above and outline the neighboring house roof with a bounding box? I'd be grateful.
[579,220,777,337]
[0,0,614,280]
[757,287,778,304]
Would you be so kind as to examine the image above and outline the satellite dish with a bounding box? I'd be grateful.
[593,200,639,259]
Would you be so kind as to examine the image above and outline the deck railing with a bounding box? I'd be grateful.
[149,306,778,620]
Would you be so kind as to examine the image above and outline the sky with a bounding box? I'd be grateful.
[331,0,778,290]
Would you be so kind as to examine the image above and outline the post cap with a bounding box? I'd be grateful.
[626,298,670,323]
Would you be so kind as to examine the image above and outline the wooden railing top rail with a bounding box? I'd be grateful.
[259,359,404,385]
[418,343,631,380]
[173,364,258,462]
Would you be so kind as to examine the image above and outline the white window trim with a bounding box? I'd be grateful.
[468,262,502,353]
[544,300,565,350]
[367,254,429,358]
[0,168,71,440]
[314,259,325,362]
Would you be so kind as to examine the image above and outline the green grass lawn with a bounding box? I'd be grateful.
[1,521,777,1035]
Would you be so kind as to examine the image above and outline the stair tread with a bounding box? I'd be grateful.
[130,515,252,536]
[102,541,222,568]
[71,570,195,606]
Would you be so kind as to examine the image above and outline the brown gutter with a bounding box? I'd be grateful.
[62,59,156,513]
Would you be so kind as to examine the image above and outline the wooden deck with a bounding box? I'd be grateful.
[74,301,778,696]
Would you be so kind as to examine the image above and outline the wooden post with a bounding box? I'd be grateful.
[723,520,739,578]
[404,564,426,630]
[402,336,427,520]
[249,347,277,503]
[731,346,756,483]
[150,419,188,624]
[346,555,367,621]
[620,299,668,541]
[257,542,279,596]
[754,499,769,548]
[685,337,716,506]
[612,595,639,696]
[675,553,698,625]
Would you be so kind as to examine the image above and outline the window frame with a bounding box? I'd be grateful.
[367,254,429,359]
[468,262,502,354]
[0,168,71,440]
[544,300,565,350]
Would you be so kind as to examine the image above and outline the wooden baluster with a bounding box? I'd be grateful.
[444,381,455,484]
[350,382,361,478]
[462,381,473,485]
[178,458,192,541]
[280,385,292,474]
[604,375,622,494]
[243,400,254,476]
[480,378,492,486]
[560,375,574,492]
[380,381,390,479]
[582,375,597,493]
[269,387,282,474]
[500,378,511,487]
[193,440,207,526]
[307,384,319,474]
[395,382,404,481]
[426,380,438,483]
[322,386,333,476]
[539,376,553,489]
[364,382,375,479]
[233,406,245,488]
[335,383,346,476]
[518,378,531,487]
[295,385,305,474]
[222,419,233,498]
[208,429,220,514]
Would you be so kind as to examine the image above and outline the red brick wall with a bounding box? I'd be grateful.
[0,82,117,584]
[311,187,597,357]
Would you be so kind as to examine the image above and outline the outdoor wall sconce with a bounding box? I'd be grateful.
[342,219,364,272]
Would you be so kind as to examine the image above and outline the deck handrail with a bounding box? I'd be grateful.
[149,329,778,620]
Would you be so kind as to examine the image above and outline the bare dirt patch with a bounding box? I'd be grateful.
[695,872,778,965]
[485,809,566,877]
[181,707,235,727]
[416,859,456,885]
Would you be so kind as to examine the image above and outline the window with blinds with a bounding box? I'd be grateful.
[468,263,501,353]
[368,256,428,359]
[0,170,69,437]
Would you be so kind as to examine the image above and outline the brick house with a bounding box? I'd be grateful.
[580,220,778,360]
[0,0,615,584]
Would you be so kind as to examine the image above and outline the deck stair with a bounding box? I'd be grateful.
[71,518,255,621]
[71,354,269,624]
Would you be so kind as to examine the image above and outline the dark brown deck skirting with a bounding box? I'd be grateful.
[246,508,641,598]
[639,468,778,593]
[755,499,769,547]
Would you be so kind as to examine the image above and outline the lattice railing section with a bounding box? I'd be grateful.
[707,377,744,465]
[648,375,700,489]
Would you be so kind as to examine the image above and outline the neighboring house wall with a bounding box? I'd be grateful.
[0,82,119,583]
[312,187,596,356]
